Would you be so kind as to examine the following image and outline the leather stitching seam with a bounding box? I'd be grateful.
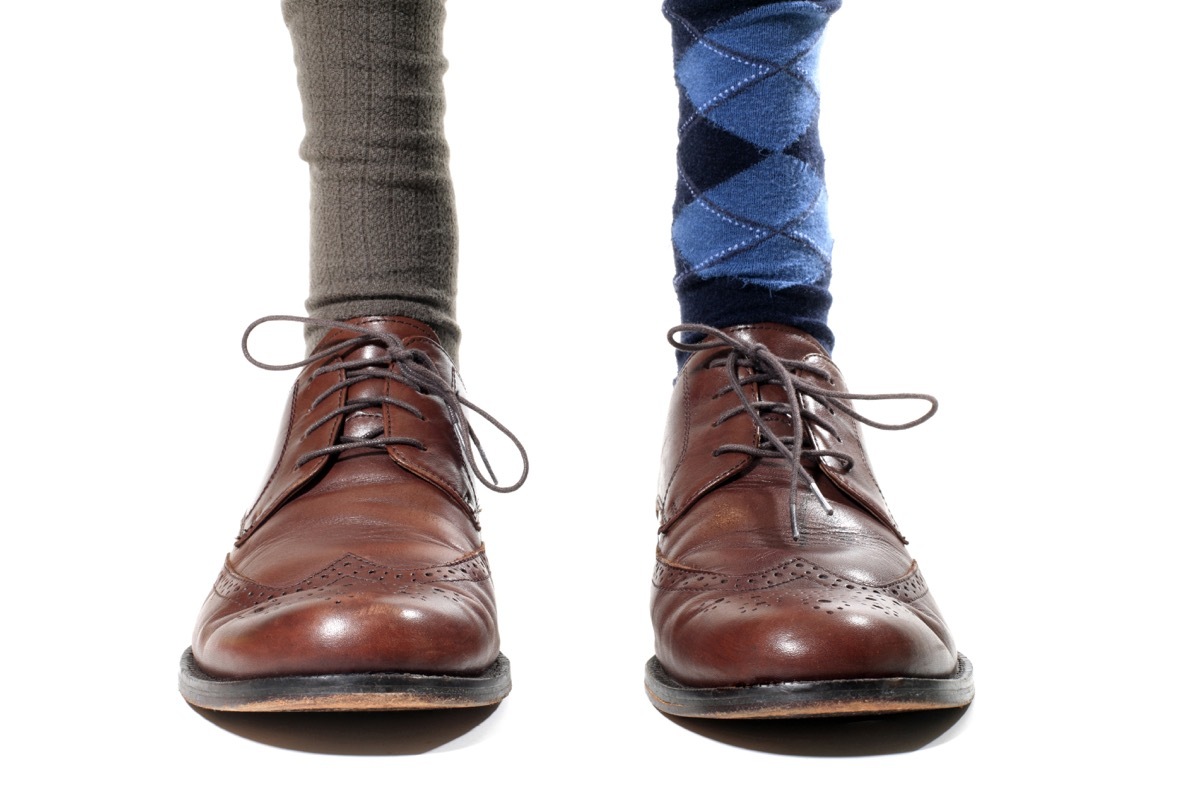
[216,550,491,604]
[653,556,928,601]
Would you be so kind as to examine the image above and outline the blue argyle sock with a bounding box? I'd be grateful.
[665,0,841,356]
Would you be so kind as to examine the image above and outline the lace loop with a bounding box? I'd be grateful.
[669,324,936,541]
[243,315,528,494]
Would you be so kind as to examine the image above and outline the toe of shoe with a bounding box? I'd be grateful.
[655,587,958,688]
[193,588,500,679]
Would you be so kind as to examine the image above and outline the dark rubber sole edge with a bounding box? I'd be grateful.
[644,653,974,719]
[178,648,512,712]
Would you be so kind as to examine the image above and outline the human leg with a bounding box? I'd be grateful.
[667,0,838,358]
[287,0,461,358]
[179,1,526,712]
[647,0,974,718]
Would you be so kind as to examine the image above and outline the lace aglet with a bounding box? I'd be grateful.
[810,480,834,516]
[790,500,801,542]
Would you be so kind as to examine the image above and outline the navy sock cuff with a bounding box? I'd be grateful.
[676,275,834,367]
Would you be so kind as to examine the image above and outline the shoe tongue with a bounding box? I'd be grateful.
[718,325,827,446]
[343,412,385,441]
[721,324,828,362]
[341,342,388,441]
[309,317,448,446]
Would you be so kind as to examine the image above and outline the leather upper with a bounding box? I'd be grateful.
[191,317,501,679]
[652,324,960,687]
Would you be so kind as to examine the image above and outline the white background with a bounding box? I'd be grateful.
[2,0,1196,795]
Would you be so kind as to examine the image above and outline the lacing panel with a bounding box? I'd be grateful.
[668,324,935,542]
[235,316,527,546]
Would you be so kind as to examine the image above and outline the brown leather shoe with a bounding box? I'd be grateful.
[179,315,526,711]
[646,323,974,718]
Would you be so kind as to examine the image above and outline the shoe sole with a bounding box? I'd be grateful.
[178,648,512,712]
[644,653,974,719]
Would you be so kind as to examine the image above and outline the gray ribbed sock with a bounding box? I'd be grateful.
[284,0,459,358]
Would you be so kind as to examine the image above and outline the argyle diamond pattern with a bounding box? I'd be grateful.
[668,1,838,290]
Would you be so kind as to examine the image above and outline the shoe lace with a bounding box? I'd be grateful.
[242,315,528,494]
[669,324,936,541]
